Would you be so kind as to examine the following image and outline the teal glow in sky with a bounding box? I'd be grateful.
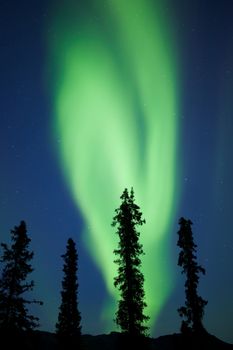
[49,0,180,332]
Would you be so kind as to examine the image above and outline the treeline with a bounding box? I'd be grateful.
[0,187,207,340]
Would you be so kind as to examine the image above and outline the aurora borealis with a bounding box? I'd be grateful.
[49,0,179,330]
[1,0,233,344]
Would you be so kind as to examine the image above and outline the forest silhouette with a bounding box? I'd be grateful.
[0,188,232,350]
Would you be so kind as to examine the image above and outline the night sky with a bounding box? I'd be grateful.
[1,0,233,344]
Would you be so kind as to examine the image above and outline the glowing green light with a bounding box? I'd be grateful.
[48,0,180,332]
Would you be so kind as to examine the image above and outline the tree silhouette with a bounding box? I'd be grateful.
[177,217,207,334]
[112,188,149,336]
[56,238,81,337]
[0,220,42,332]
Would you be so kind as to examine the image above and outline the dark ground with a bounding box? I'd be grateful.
[1,330,233,350]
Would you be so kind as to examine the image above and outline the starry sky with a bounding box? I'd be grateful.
[1,0,233,344]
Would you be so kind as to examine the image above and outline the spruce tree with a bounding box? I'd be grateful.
[0,221,42,332]
[112,188,149,336]
[177,217,207,334]
[56,238,81,337]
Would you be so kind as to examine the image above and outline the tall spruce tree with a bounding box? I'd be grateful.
[112,188,149,336]
[56,238,81,337]
[0,221,42,332]
[177,217,207,334]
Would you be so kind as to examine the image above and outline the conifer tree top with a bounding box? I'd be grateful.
[112,188,149,336]
[56,237,81,337]
[177,217,207,334]
[0,220,42,332]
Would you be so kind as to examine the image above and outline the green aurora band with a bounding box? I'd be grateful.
[49,0,180,332]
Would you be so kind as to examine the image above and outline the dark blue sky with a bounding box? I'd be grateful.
[0,0,233,343]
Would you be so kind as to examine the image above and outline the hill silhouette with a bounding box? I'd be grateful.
[1,330,232,350]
